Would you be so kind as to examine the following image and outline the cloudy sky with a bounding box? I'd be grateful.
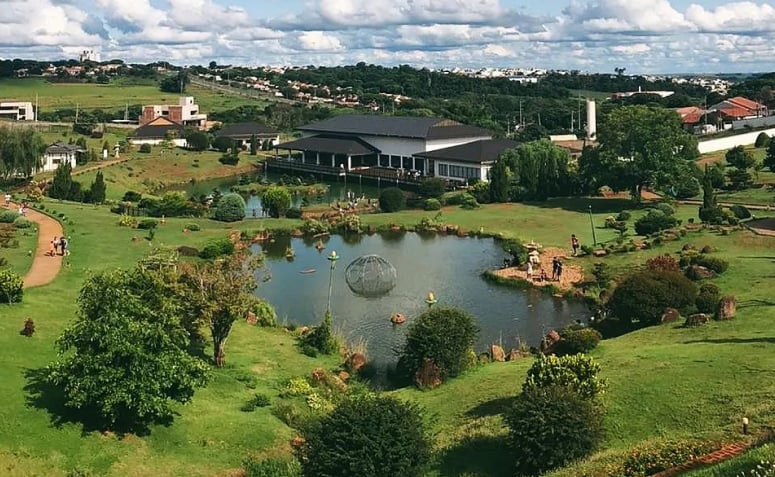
[1,0,774,73]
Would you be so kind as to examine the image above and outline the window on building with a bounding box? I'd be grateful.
[438,163,448,176]
[439,163,479,180]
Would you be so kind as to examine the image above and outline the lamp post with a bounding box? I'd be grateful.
[340,164,346,198]
[326,250,339,314]
[425,292,438,309]
[588,204,597,246]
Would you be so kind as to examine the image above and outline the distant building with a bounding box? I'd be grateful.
[41,142,84,172]
[0,101,35,121]
[79,50,100,63]
[610,87,674,100]
[216,122,280,149]
[140,97,207,129]
[413,139,519,183]
[708,97,768,121]
[130,117,187,147]
[674,106,705,130]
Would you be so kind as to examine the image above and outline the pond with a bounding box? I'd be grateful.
[254,233,588,366]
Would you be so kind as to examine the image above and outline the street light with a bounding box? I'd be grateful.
[425,292,438,309]
[326,250,339,313]
[340,164,346,199]
[588,204,597,246]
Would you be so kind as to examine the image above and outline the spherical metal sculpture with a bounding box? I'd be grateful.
[345,254,397,297]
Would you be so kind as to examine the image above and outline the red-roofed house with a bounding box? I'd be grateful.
[674,106,704,127]
[708,96,768,121]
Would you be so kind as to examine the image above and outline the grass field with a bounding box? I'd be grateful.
[1,197,775,476]
[0,222,37,275]
[0,78,266,114]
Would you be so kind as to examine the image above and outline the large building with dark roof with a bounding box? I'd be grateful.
[414,138,519,183]
[129,117,187,147]
[275,114,493,178]
[216,122,280,149]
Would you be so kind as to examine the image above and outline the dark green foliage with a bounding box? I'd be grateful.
[184,223,200,231]
[300,311,337,355]
[88,171,106,204]
[505,385,604,475]
[212,136,235,153]
[13,217,33,229]
[634,211,679,235]
[243,456,301,477]
[423,198,441,211]
[298,394,431,477]
[140,192,203,217]
[46,267,209,431]
[249,134,258,155]
[184,129,210,151]
[397,307,478,384]
[261,186,292,218]
[0,211,17,223]
[755,132,771,148]
[159,70,188,93]
[199,238,235,259]
[459,194,480,209]
[48,162,74,200]
[138,143,152,153]
[523,354,607,400]
[285,207,303,219]
[250,299,278,327]
[693,256,729,274]
[592,262,612,288]
[730,204,751,220]
[766,139,775,172]
[496,140,574,201]
[379,187,406,212]
[672,175,700,199]
[137,218,158,230]
[418,177,446,199]
[616,210,632,221]
[213,193,246,222]
[726,168,753,189]
[555,326,603,356]
[725,145,756,170]
[0,127,47,179]
[655,203,675,216]
[219,153,240,165]
[488,158,511,202]
[0,269,24,304]
[696,283,721,314]
[176,246,199,257]
[608,270,698,326]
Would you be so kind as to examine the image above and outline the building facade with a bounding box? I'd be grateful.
[140,97,207,129]
[0,101,35,121]
[41,142,84,172]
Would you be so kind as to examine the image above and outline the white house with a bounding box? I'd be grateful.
[140,96,207,129]
[413,138,519,183]
[41,142,84,172]
[275,114,493,176]
[0,101,35,121]
[129,117,187,147]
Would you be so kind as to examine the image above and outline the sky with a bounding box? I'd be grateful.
[1,0,774,73]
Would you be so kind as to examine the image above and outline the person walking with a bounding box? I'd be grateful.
[551,257,559,280]
[556,260,564,281]
[52,236,60,256]
[3,193,10,206]
[526,261,534,281]
[571,234,580,256]
[60,236,69,256]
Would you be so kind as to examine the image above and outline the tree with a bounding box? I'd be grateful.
[0,127,46,179]
[48,162,73,200]
[725,145,756,170]
[397,307,479,385]
[89,170,106,204]
[488,157,511,202]
[249,134,258,155]
[582,106,698,202]
[46,267,209,431]
[378,187,406,212]
[184,128,210,151]
[180,250,262,367]
[261,186,292,218]
[765,139,775,172]
[212,192,246,222]
[159,70,188,93]
[499,140,574,200]
[298,394,431,477]
[608,270,697,327]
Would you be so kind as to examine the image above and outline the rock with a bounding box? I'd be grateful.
[686,265,715,280]
[415,358,442,389]
[661,308,680,324]
[593,250,607,257]
[390,312,406,324]
[310,367,327,383]
[290,436,305,449]
[338,371,350,382]
[490,344,505,362]
[541,330,561,354]
[505,349,528,361]
[345,352,367,374]
[685,313,709,327]
[715,295,736,320]
[290,228,304,237]
[245,311,257,325]
[298,326,310,335]
[456,228,468,237]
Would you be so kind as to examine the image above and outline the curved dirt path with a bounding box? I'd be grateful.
[3,203,63,288]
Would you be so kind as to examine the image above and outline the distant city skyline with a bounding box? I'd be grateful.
[1,0,774,73]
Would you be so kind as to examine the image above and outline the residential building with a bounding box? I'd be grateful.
[708,97,769,121]
[413,139,519,183]
[0,101,35,121]
[79,49,100,62]
[216,122,280,149]
[674,106,705,130]
[129,117,187,147]
[139,96,207,129]
[41,142,84,172]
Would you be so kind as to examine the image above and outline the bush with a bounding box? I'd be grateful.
[13,217,33,229]
[555,327,603,356]
[460,194,480,209]
[219,153,239,165]
[138,143,151,153]
[608,270,698,326]
[300,218,330,235]
[137,218,159,230]
[250,299,277,327]
[262,186,292,218]
[423,198,441,211]
[379,187,406,212]
[622,439,716,477]
[615,210,631,222]
[634,211,679,235]
[199,238,235,259]
[505,385,604,476]
[297,394,431,477]
[645,254,680,272]
[397,307,478,386]
[673,177,701,199]
[176,246,200,257]
[300,311,338,355]
[696,283,721,314]
[0,269,24,304]
[730,204,752,220]
[243,456,301,477]
[755,132,771,148]
[693,256,729,274]
[213,193,246,222]
[699,206,724,225]
[418,177,446,199]
[285,207,302,219]
[122,191,142,202]
[184,223,200,231]
[0,211,17,223]
[523,354,607,400]
[655,203,675,216]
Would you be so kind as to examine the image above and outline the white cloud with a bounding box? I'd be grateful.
[686,2,775,33]
[610,43,651,54]
[296,31,343,51]
[0,0,99,47]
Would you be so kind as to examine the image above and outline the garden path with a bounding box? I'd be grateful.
[2,202,63,288]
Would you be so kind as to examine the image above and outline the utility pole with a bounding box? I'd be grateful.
[519,100,523,127]
[571,111,574,131]
[75,103,79,124]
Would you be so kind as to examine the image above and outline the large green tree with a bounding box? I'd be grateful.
[48,162,74,200]
[494,140,574,201]
[89,170,106,204]
[581,106,698,202]
[0,127,46,179]
[725,145,756,170]
[261,186,292,218]
[47,266,209,431]
[487,157,511,202]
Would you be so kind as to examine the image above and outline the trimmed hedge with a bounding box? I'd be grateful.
[379,187,406,213]
[213,193,246,222]
[199,238,235,259]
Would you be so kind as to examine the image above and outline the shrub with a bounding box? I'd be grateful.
[460,194,480,209]
[617,210,632,221]
[755,132,771,148]
[243,456,301,477]
[622,439,716,477]
[730,204,752,220]
[523,354,607,400]
[379,187,406,212]
[219,153,240,165]
[418,177,446,199]
[137,218,159,230]
[262,186,292,218]
[122,191,142,202]
[199,238,235,259]
[176,246,200,257]
[592,262,613,288]
[693,256,729,274]
[0,211,17,223]
[300,311,338,355]
[555,327,603,356]
[674,177,701,199]
[505,385,604,476]
[0,269,24,304]
[213,193,246,222]
[184,223,200,231]
[397,307,479,386]
[285,207,302,219]
[138,143,151,153]
[634,211,679,235]
[608,270,698,326]
[645,254,680,272]
[423,198,441,211]
[13,217,33,229]
[20,318,36,337]
[297,394,431,477]
[655,203,675,216]
[300,218,330,235]
[250,299,278,327]
[696,283,721,314]
[699,206,724,225]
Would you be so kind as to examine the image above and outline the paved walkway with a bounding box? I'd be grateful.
[3,203,63,288]
[650,441,752,476]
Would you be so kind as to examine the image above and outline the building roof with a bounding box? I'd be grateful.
[298,114,492,140]
[132,117,186,139]
[217,122,278,138]
[45,141,85,154]
[275,134,381,156]
[708,96,766,118]
[413,139,519,164]
[674,106,704,124]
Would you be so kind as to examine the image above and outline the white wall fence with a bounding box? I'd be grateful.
[697,127,775,154]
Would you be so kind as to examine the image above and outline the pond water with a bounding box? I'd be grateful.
[254,233,588,365]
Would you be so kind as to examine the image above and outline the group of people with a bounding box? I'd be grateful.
[525,257,564,283]
[50,236,69,257]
